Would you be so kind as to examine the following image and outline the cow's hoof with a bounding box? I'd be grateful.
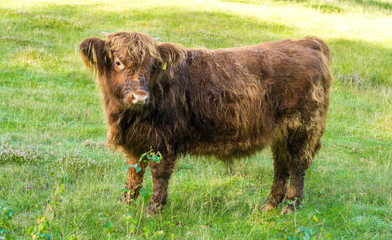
[146,206,155,217]
[261,202,277,212]
[281,204,295,215]
[146,204,161,216]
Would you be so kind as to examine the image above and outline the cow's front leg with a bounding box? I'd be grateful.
[122,154,147,204]
[146,157,175,215]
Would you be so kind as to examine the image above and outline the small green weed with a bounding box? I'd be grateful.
[0,207,15,239]
[25,216,50,240]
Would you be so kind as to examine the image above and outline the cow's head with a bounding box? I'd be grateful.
[79,32,184,106]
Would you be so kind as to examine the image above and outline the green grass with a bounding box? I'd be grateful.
[0,0,391,239]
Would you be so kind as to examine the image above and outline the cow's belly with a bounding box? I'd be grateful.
[188,129,272,161]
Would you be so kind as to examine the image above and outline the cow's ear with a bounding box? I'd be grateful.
[79,37,107,74]
[157,43,185,72]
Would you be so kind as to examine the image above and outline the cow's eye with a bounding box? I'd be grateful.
[114,58,125,71]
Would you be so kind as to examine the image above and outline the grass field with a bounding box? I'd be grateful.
[0,0,391,239]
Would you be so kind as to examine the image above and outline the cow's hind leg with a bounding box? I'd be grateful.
[261,141,290,212]
[281,130,322,214]
[147,155,176,215]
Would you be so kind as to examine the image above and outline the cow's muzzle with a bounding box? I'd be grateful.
[125,90,149,105]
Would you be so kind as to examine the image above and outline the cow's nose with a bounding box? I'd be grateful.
[127,90,149,105]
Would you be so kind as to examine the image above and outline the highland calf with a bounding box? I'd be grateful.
[79,32,332,214]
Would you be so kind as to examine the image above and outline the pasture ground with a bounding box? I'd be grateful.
[0,0,391,239]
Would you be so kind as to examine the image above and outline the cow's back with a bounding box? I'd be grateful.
[183,38,331,160]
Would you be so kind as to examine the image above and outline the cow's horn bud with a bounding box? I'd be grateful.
[101,31,111,37]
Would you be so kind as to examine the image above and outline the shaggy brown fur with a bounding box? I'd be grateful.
[79,32,332,214]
